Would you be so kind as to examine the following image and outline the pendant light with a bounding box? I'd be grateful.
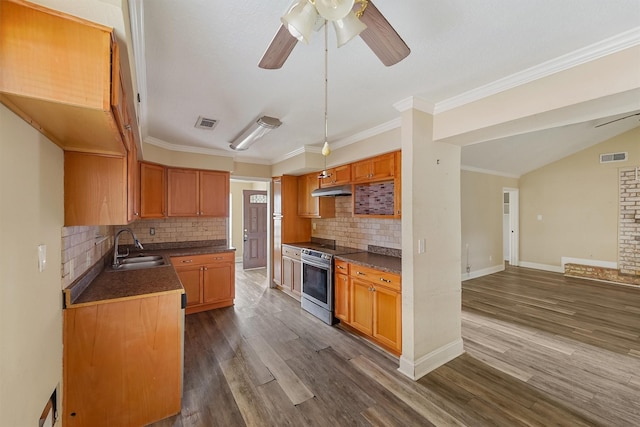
[319,21,332,179]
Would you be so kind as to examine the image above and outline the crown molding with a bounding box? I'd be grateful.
[145,136,234,158]
[461,165,521,179]
[330,118,401,150]
[393,97,435,113]
[435,27,640,114]
[271,145,322,164]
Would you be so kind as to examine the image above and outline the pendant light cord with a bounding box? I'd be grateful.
[324,20,329,149]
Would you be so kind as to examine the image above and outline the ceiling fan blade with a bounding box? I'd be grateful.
[595,112,640,128]
[259,25,298,69]
[358,1,410,66]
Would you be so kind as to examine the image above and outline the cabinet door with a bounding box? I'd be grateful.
[370,153,395,181]
[175,266,203,307]
[203,263,234,304]
[297,174,311,216]
[332,164,351,185]
[282,256,294,291]
[351,159,372,183]
[292,258,302,296]
[126,142,139,222]
[334,273,350,322]
[373,286,402,352]
[140,162,166,218]
[350,278,373,335]
[200,170,229,217]
[167,168,199,216]
[64,152,127,226]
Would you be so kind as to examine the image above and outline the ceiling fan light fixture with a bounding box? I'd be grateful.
[333,11,367,47]
[281,0,318,44]
[315,0,355,21]
[229,116,282,151]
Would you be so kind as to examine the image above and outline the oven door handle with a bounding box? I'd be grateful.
[301,258,331,270]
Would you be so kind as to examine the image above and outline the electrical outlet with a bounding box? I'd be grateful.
[312,223,316,231]
[418,238,426,254]
[150,227,155,236]
[489,255,493,262]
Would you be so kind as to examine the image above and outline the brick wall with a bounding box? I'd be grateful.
[61,225,114,288]
[313,197,401,250]
[619,168,640,275]
[115,217,228,245]
[565,263,640,286]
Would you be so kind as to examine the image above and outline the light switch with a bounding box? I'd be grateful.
[38,244,47,272]
[418,239,426,254]
[537,214,543,221]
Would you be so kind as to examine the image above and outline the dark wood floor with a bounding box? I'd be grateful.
[151,265,640,426]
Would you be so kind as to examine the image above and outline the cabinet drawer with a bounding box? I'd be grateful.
[282,245,301,259]
[171,251,234,267]
[349,264,401,291]
[334,259,349,274]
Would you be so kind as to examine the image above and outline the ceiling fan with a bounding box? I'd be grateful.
[259,0,410,69]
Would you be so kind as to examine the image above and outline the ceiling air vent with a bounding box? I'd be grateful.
[194,116,218,130]
[600,152,627,164]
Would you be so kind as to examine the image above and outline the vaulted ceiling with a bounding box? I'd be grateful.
[130,0,640,176]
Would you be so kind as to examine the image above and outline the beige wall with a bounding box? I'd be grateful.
[1,104,64,424]
[327,128,401,168]
[141,142,235,171]
[520,127,640,267]
[461,170,519,276]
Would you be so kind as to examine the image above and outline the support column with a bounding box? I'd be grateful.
[396,99,464,380]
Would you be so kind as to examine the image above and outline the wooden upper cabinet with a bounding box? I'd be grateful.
[298,173,335,218]
[167,168,229,217]
[140,162,166,218]
[200,170,230,217]
[64,152,128,226]
[351,152,395,183]
[167,169,199,217]
[320,164,351,188]
[0,0,129,156]
[126,142,139,222]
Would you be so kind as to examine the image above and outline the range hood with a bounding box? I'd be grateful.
[311,185,352,197]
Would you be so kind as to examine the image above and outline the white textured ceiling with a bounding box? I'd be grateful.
[134,0,640,176]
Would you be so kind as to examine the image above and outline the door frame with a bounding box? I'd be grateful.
[503,187,520,267]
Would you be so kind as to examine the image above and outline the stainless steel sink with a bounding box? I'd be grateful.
[120,255,164,264]
[109,254,167,271]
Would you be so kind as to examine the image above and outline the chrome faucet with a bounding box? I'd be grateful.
[112,228,144,267]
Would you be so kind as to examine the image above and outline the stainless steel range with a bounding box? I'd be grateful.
[299,240,362,325]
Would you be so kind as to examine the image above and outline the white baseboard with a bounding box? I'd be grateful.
[398,338,464,380]
[518,261,564,273]
[462,264,505,281]
[235,257,242,263]
[561,257,617,269]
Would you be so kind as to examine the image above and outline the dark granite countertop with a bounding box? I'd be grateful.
[335,252,402,275]
[64,241,235,307]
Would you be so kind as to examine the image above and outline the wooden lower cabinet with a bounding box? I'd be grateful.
[171,251,235,314]
[63,292,183,426]
[334,260,350,322]
[281,245,302,298]
[336,262,402,354]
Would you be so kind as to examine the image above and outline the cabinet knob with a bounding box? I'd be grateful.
[204,267,208,271]
[356,271,366,276]
[380,277,392,283]
[182,259,193,263]
[124,124,132,131]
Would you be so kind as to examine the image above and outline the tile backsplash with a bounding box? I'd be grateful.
[115,217,228,246]
[61,225,114,288]
[313,197,401,250]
